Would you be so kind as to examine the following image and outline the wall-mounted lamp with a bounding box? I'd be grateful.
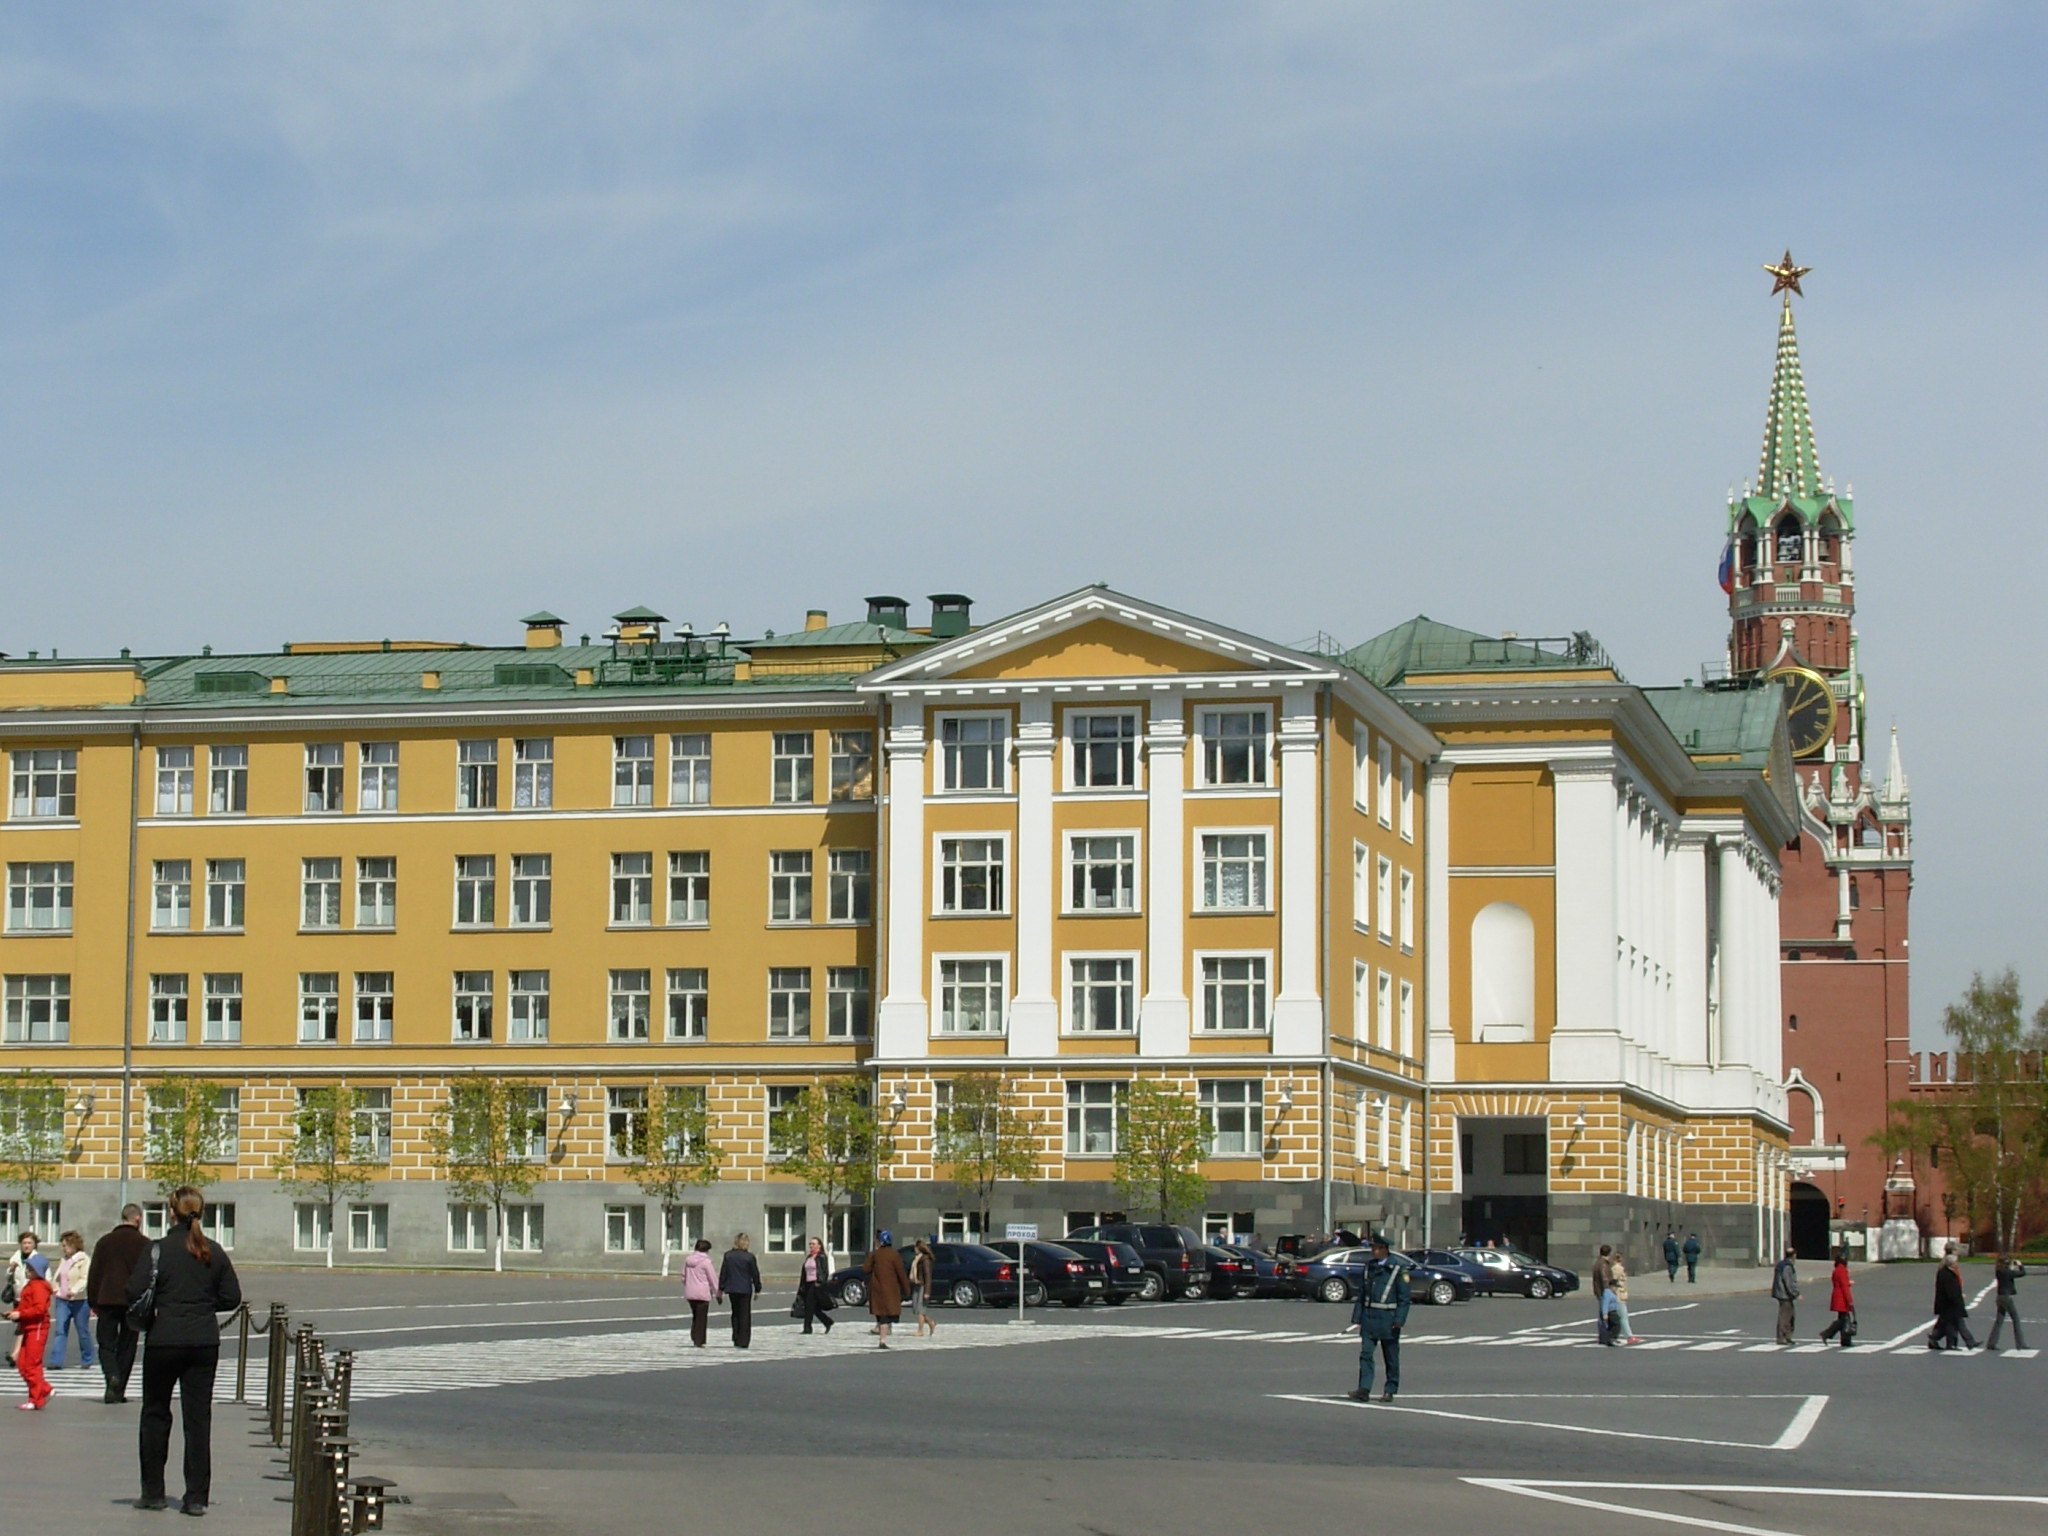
[70,1091,96,1118]
[1278,1084,1296,1110]
[1570,1111,1588,1133]
[889,1085,908,1117]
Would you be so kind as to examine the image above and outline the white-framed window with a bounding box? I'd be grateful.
[359,741,399,811]
[1352,724,1371,814]
[1399,979,1415,1059]
[766,1086,805,1159]
[153,859,193,932]
[356,856,396,928]
[1067,833,1137,912]
[1198,708,1269,786]
[305,743,344,813]
[610,969,652,1041]
[1199,954,1269,1033]
[208,746,247,816]
[656,1087,708,1160]
[768,850,813,923]
[940,1211,986,1243]
[1399,756,1416,841]
[1399,1100,1413,1170]
[454,855,496,926]
[142,1086,238,1163]
[1376,856,1393,942]
[156,746,195,816]
[447,1204,489,1252]
[294,1203,331,1253]
[510,1086,549,1161]
[299,972,340,1043]
[504,1204,545,1252]
[667,851,709,924]
[825,966,870,1039]
[611,852,654,925]
[2,974,69,1043]
[6,862,72,933]
[454,971,493,1041]
[662,1203,706,1253]
[1353,960,1370,1040]
[1068,711,1139,790]
[605,1204,647,1253]
[1374,1093,1392,1167]
[349,1204,389,1253]
[457,740,499,810]
[938,713,1008,792]
[606,1087,648,1160]
[509,971,549,1042]
[1067,955,1136,1034]
[204,859,244,930]
[768,967,811,1039]
[827,1206,870,1257]
[202,974,241,1043]
[1375,968,1393,1051]
[1376,740,1393,828]
[1352,842,1370,932]
[510,853,550,926]
[764,1204,807,1253]
[355,970,396,1043]
[1064,1080,1124,1155]
[829,730,874,801]
[9,750,76,820]
[148,973,189,1043]
[612,735,655,807]
[1399,868,1414,950]
[938,836,1006,914]
[669,733,710,806]
[353,1088,393,1160]
[1198,832,1268,910]
[936,956,1006,1035]
[827,849,871,923]
[301,857,341,930]
[1199,1080,1262,1157]
[665,969,708,1040]
[771,731,814,804]
[513,738,553,808]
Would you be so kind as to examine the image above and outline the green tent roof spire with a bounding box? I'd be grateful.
[1756,294,1824,501]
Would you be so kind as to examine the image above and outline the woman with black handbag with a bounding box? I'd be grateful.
[128,1188,242,1515]
[1818,1245,1856,1347]
[794,1236,835,1336]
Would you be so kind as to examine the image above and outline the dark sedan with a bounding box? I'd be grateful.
[1215,1243,1289,1298]
[1054,1238,1148,1304]
[1279,1245,1474,1306]
[1450,1245,1580,1299]
[1201,1245,1257,1298]
[985,1240,1111,1307]
[830,1242,1025,1310]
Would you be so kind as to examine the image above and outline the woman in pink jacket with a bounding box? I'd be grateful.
[682,1238,719,1348]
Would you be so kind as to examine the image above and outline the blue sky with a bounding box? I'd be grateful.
[3,4,2042,1039]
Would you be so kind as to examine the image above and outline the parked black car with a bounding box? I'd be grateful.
[1053,1238,1148,1305]
[1278,1245,1474,1306]
[830,1242,1027,1309]
[1064,1222,1210,1300]
[1201,1245,1257,1298]
[986,1240,1112,1307]
[1449,1245,1580,1299]
[1214,1242,1289,1297]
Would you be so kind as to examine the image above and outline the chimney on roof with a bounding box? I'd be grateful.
[523,611,565,650]
[612,606,667,643]
[804,609,829,632]
[927,593,973,639]
[865,595,910,630]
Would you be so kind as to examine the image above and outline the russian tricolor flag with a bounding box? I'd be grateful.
[1717,538,1735,594]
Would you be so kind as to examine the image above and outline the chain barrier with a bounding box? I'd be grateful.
[263,1316,395,1533]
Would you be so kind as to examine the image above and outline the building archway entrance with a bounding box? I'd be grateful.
[1789,1181,1832,1259]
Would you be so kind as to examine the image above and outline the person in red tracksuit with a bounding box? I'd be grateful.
[7,1249,54,1409]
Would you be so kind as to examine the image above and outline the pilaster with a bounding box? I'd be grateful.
[1270,690,1323,1055]
[1009,693,1058,1055]
[877,700,929,1056]
[1139,695,1190,1055]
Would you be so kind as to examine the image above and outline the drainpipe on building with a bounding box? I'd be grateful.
[118,719,142,1205]
[1319,684,1333,1239]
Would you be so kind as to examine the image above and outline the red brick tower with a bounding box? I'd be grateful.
[1723,255,1913,1257]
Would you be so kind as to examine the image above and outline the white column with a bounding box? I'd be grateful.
[1009,693,1058,1055]
[1757,868,1784,1082]
[1424,760,1455,1083]
[877,698,929,1056]
[1550,760,1622,1080]
[1715,836,1747,1069]
[1271,689,1323,1055]
[1139,695,1190,1055]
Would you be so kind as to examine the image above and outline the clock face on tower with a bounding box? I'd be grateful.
[1766,665,1838,758]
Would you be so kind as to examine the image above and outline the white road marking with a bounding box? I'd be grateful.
[1464,1479,2048,1536]
[1271,1392,1829,1452]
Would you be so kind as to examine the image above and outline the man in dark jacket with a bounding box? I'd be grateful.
[1681,1232,1702,1283]
[129,1197,242,1515]
[1771,1247,1801,1344]
[1662,1231,1681,1282]
[1347,1234,1410,1404]
[91,1205,149,1403]
[1987,1251,2026,1352]
[718,1234,762,1349]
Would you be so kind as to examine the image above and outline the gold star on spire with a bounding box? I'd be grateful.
[1764,250,1812,298]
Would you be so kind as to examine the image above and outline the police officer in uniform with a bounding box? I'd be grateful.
[1349,1233,1410,1404]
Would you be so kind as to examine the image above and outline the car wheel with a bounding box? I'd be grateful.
[1526,1276,1553,1300]
[1024,1279,1049,1308]
[1137,1271,1167,1302]
[1317,1276,1350,1304]
[1430,1280,1458,1307]
[838,1279,867,1308]
[1103,1294,1127,1306]
[950,1279,983,1309]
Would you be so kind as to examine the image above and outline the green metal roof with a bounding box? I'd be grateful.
[611,605,668,623]
[1343,617,1618,688]
[1642,682,1784,769]
[745,622,938,651]
[521,610,565,626]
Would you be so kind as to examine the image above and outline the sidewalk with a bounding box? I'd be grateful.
[1582,1260,1871,1298]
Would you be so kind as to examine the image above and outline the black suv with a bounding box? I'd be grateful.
[1052,1238,1148,1305]
[1064,1223,1210,1300]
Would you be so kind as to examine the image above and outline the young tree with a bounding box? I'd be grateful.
[271,1085,376,1269]
[427,1078,545,1273]
[1113,1079,1209,1225]
[934,1071,1039,1239]
[771,1079,895,1262]
[143,1077,234,1201]
[0,1072,67,1209]
[629,1084,727,1276]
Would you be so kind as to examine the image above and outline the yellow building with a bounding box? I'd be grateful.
[0,588,1793,1276]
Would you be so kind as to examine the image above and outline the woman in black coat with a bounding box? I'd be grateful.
[128,1188,243,1514]
[718,1233,763,1349]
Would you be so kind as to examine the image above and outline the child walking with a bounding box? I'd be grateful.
[7,1250,54,1409]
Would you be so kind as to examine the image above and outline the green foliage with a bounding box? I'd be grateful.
[0,1072,66,1204]
[143,1077,235,1201]
[427,1078,544,1266]
[630,1084,727,1212]
[770,1079,895,1224]
[934,1071,1040,1232]
[271,1085,377,1258]
[1113,1079,1209,1223]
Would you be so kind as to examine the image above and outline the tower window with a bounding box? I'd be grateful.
[1788,1013,1798,1031]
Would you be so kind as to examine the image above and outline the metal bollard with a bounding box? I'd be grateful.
[348,1477,396,1532]
[332,1349,354,1415]
[234,1304,251,1404]
[267,1303,291,1446]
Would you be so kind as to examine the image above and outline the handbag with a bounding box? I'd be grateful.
[1841,1308,1858,1341]
[128,1243,163,1333]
